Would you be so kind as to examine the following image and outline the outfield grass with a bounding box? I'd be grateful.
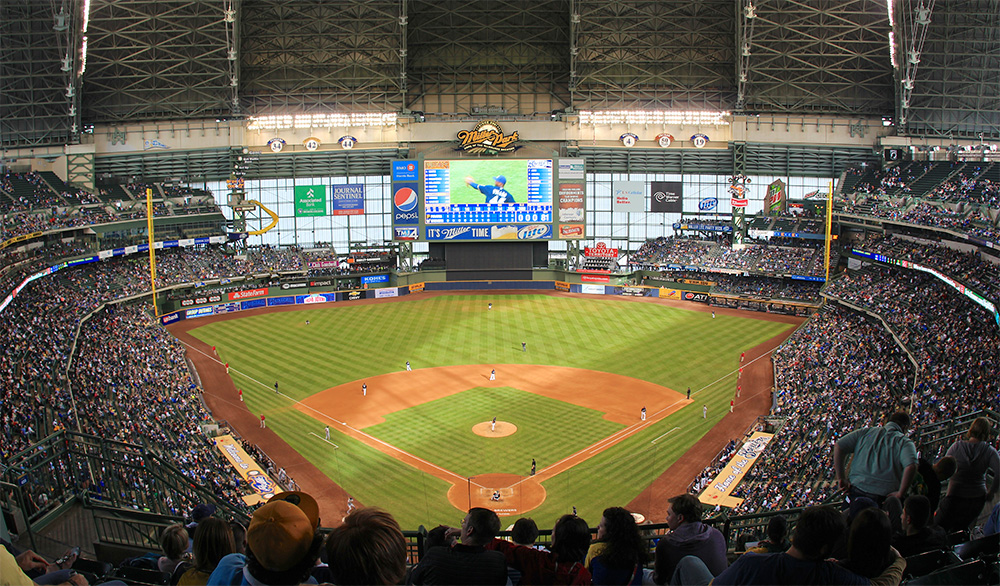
[189,294,794,528]
[365,387,624,477]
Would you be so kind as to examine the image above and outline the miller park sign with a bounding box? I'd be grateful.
[456,120,519,155]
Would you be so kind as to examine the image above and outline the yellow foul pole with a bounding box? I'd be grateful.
[824,179,833,282]
[146,188,159,317]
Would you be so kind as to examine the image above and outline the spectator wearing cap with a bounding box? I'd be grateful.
[834,411,918,505]
[325,508,407,586]
[409,507,507,585]
[207,492,323,586]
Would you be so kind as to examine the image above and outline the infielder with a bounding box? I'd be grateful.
[362,383,367,396]
[489,369,496,381]
[641,406,646,421]
[406,361,411,371]
[465,175,515,204]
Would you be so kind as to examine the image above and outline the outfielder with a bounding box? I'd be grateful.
[406,361,411,371]
[325,425,330,441]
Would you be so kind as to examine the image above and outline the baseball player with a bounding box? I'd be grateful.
[702,405,707,419]
[465,175,515,204]
[406,361,411,371]
[347,497,356,512]
[740,351,745,362]
[491,416,497,432]
[712,311,716,319]
[362,383,367,396]
[489,369,496,381]
[641,406,646,421]
[522,342,526,352]
[238,388,243,402]
[530,459,536,476]
[488,302,492,310]
[730,399,735,413]
[225,362,229,374]
[260,414,266,428]
[686,387,691,400]
[274,381,279,393]
[325,425,330,441]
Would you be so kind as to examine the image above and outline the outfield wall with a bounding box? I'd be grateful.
[158,278,816,326]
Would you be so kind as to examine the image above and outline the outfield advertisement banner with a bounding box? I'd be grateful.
[659,288,683,300]
[409,282,425,293]
[344,291,365,301]
[581,275,609,283]
[581,284,606,295]
[213,434,279,506]
[241,298,267,310]
[229,288,269,301]
[332,184,365,215]
[294,185,327,217]
[296,293,337,304]
[682,292,710,303]
[267,296,295,306]
[375,288,399,298]
[699,432,774,509]
[361,274,389,284]
[554,281,570,292]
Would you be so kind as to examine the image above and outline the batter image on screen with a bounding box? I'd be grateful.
[465,175,515,204]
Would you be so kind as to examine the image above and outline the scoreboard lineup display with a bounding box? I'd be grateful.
[391,158,584,242]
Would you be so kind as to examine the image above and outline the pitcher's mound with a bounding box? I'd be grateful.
[473,421,517,437]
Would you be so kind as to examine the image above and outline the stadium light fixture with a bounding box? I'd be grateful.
[247,113,397,130]
[578,110,730,126]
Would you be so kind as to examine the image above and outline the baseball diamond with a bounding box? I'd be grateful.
[174,290,799,528]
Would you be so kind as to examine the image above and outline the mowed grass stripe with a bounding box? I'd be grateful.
[364,388,624,477]
[191,295,794,527]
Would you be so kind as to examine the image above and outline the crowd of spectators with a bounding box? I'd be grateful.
[709,275,821,302]
[731,305,914,513]
[0,173,224,241]
[629,236,829,278]
[823,267,1000,422]
[853,233,1000,303]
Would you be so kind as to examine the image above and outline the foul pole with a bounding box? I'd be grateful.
[824,179,833,282]
[146,188,159,318]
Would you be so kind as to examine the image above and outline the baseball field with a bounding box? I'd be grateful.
[178,292,798,529]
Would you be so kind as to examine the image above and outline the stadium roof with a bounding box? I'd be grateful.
[3,0,1000,149]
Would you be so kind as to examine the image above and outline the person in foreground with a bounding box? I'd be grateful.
[325,507,407,586]
[408,507,507,585]
[670,505,906,585]
[485,513,592,585]
[207,492,324,586]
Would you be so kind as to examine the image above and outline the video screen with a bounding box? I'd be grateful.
[423,159,553,225]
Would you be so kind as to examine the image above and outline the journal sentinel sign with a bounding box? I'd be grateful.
[332,184,365,216]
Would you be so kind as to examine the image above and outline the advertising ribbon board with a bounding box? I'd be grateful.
[213,434,280,506]
[698,431,774,509]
